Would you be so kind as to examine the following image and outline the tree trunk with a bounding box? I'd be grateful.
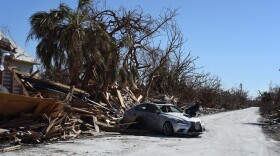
[142,75,154,102]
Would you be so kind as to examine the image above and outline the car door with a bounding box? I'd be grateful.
[133,104,149,129]
[145,104,161,131]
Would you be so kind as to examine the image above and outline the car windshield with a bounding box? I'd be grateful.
[158,105,183,113]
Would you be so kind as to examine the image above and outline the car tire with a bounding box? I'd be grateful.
[163,122,174,136]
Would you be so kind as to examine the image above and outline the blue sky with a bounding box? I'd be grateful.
[1,0,280,98]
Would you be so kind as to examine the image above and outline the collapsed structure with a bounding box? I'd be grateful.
[0,32,140,152]
[0,32,36,94]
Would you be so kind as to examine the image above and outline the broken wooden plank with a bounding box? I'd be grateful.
[1,145,21,152]
[0,128,9,134]
[92,116,100,132]
[64,85,75,102]
[128,90,139,102]
[87,99,111,111]
[137,95,143,102]
[95,121,114,127]
[28,70,39,78]
[44,117,59,135]
[116,90,126,110]
[67,106,95,115]
[99,102,108,107]
[0,93,64,118]
[102,92,113,108]
[12,71,29,96]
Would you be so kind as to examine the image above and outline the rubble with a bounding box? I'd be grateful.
[0,64,226,152]
[180,101,226,116]
[0,67,140,152]
[260,112,280,141]
[198,107,226,116]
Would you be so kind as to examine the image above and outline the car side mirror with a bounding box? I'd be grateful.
[155,110,161,114]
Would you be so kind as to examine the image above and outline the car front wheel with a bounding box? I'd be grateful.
[163,122,174,136]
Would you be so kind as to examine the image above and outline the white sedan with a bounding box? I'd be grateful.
[122,103,205,136]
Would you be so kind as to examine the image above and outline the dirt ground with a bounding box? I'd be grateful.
[2,107,280,156]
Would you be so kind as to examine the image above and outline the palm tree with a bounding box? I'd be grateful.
[27,0,115,88]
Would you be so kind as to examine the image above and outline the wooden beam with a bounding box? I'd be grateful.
[12,71,29,96]
[102,92,113,108]
[137,95,143,102]
[116,90,126,110]
[92,116,100,132]
[128,90,139,102]
[2,145,21,152]
[64,85,75,102]
[29,70,40,78]
[8,67,30,76]
[67,106,95,115]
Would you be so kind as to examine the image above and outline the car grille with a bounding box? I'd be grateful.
[188,121,202,132]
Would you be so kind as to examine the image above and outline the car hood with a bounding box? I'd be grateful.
[162,112,202,122]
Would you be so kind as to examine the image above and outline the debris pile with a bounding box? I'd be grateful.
[198,107,226,115]
[260,112,280,141]
[0,67,141,151]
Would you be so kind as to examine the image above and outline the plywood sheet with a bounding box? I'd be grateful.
[0,93,64,118]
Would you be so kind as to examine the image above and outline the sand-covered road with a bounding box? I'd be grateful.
[4,107,280,156]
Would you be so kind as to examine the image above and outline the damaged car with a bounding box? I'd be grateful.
[122,103,205,136]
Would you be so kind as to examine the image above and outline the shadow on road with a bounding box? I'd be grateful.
[242,122,268,126]
[119,129,202,139]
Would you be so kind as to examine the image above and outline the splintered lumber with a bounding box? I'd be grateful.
[128,90,138,102]
[0,68,128,147]
[93,116,100,132]
[14,71,89,99]
[99,102,108,107]
[40,89,67,100]
[0,128,9,134]
[87,99,111,112]
[1,145,21,152]
[44,117,60,135]
[64,85,75,102]
[21,75,87,95]
[68,106,95,115]
[28,70,40,78]
[102,92,113,108]
[116,90,126,110]
[137,95,143,102]
[95,121,114,127]
[12,69,29,96]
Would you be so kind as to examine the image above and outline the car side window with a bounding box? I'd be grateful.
[147,104,159,113]
[160,106,168,112]
[136,104,147,111]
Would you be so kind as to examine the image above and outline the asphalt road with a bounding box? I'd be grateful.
[4,107,280,156]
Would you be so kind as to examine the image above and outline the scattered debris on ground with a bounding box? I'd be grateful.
[260,113,280,141]
[0,67,141,152]
[0,66,230,152]
[198,107,226,116]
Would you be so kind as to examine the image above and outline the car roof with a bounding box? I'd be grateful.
[138,103,174,106]
[156,104,175,106]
